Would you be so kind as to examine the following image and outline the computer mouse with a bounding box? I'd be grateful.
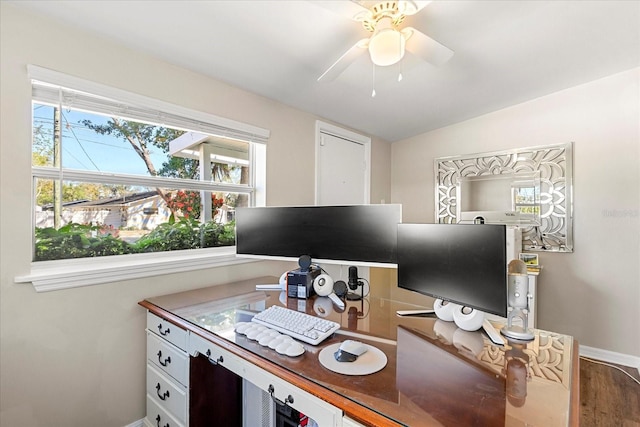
[334,340,368,362]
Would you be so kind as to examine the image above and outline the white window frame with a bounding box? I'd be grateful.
[16,66,269,292]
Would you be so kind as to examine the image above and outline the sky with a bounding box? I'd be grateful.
[33,103,169,176]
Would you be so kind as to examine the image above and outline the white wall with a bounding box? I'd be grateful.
[0,4,391,426]
[392,67,640,357]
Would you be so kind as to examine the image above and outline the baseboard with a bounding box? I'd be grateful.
[579,344,640,374]
[124,418,147,427]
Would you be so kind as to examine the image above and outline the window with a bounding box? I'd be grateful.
[20,66,268,291]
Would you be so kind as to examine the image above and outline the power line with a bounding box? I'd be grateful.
[61,110,101,172]
[33,116,160,152]
[62,146,90,170]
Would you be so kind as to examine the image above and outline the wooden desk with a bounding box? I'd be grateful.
[140,276,579,426]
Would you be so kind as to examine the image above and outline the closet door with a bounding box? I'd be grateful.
[315,123,370,205]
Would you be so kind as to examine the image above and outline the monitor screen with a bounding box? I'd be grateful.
[235,204,402,267]
[397,223,507,316]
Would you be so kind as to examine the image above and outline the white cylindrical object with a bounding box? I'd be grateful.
[507,274,529,309]
[453,306,485,331]
[434,299,459,322]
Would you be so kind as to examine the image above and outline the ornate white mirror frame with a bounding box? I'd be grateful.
[435,142,573,252]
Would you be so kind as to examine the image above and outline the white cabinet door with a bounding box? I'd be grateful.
[316,122,370,206]
[243,361,342,427]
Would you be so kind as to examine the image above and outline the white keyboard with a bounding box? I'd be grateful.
[251,305,340,346]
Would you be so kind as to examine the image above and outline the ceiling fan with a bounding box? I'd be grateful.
[317,0,454,82]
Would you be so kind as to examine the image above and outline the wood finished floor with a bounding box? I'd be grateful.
[580,357,640,427]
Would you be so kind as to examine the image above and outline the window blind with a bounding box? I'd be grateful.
[28,65,270,145]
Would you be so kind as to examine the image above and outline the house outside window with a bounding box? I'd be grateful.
[29,66,268,266]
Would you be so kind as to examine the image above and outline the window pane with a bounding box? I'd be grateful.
[34,179,239,261]
[166,133,250,185]
[32,103,251,182]
[31,88,263,263]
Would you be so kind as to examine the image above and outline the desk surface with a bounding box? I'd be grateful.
[140,276,579,427]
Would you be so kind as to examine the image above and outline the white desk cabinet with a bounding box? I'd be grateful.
[145,312,188,427]
[146,310,345,427]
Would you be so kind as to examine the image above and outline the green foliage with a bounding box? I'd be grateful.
[201,220,236,247]
[134,218,201,252]
[34,220,236,261]
[80,117,184,177]
[159,156,200,179]
[34,223,133,261]
[134,218,235,252]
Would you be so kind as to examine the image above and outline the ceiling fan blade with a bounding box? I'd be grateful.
[403,27,454,66]
[317,38,369,82]
[399,1,432,16]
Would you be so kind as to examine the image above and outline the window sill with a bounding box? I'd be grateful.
[15,247,256,292]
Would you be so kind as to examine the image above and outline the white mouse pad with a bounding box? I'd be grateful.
[318,343,387,375]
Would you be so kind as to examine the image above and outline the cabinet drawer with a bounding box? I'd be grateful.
[343,416,367,427]
[243,362,341,427]
[188,332,245,378]
[147,331,188,385]
[147,363,187,423]
[147,312,187,351]
[147,394,185,427]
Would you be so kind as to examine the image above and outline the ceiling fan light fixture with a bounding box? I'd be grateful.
[368,27,406,66]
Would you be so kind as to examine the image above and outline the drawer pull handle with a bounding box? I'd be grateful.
[205,349,223,365]
[157,324,170,336]
[157,350,171,367]
[155,414,169,427]
[285,395,294,404]
[156,383,170,401]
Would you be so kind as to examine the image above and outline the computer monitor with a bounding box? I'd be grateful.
[235,204,402,267]
[397,223,507,317]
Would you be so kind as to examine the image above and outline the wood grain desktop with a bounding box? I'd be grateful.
[142,276,582,426]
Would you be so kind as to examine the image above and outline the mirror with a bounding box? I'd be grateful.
[457,172,541,226]
[435,143,573,252]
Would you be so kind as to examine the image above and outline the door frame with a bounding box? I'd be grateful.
[314,120,371,205]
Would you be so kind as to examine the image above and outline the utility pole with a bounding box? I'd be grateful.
[53,106,62,228]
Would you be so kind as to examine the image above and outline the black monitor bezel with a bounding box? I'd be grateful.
[396,223,508,317]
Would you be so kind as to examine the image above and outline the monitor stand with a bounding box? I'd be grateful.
[396,309,435,316]
[483,320,506,346]
[346,291,363,301]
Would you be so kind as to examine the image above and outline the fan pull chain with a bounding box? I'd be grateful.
[398,32,404,82]
[371,64,376,98]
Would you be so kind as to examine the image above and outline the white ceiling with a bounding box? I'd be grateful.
[8,0,640,142]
